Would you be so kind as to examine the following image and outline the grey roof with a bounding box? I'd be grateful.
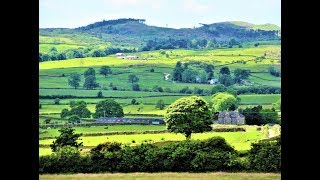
[218,111,244,118]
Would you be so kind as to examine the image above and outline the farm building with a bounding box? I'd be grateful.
[208,79,218,84]
[95,117,166,125]
[116,53,125,57]
[126,55,139,59]
[218,110,245,124]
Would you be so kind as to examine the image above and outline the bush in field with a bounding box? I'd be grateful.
[61,108,70,119]
[50,127,83,152]
[211,92,238,112]
[84,67,96,78]
[68,115,80,124]
[43,118,51,124]
[132,83,140,91]
[248,140,281,172]
[99,66,112,77]
[211,84,227,95]
[54,98,60,105]
[83,75,99,89]
[68,73,81,89]
[220,67,230,75]
[97,91,103,98]
[131,99,139,105]
[219,74,234,87]
[93,99,124,118]
[164,87,172,93]
[155,99,165,110]
[128,74,139,83]
[150,68,155,72]
[165,96,212,139]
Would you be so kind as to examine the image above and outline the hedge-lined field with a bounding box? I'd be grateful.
[39,126,263,156]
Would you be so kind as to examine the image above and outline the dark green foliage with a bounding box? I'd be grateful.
[236,86,281,95]
[97,91,103,98]
[219,74,234,87]
[220,67,230,75]
[68,115,80,123]
[93,99,124,118]
[44,118,51,124]
[172,61,184,82]
[152,85,163,92]
[68,73,81,89]
[66,101,91,118]
[248,140,281,172]
[211,84,227,95]
[150,68,154,72]
[50,127,83,152]
[60,108,70,118]
[165,96,212,139]
[54,98,60,105]
[131,99,139,105]
[84,68,96,78]
[233,68,250,83]
[128,74,139,83]
[239,106,278,125]
[254,43,260,47]
[132,83,140,91]
[99,66,112,77]
[268,67,281,77]
[155,99,165,110]
[164,87,172,93]
[83,75,99,89]
[228,38,240,47]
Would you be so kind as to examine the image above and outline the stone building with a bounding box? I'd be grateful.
[218,110,245,124]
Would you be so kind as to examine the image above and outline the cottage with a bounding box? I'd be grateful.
[218,110,245,124]
[116,53,125,58]
[208,79,218,84]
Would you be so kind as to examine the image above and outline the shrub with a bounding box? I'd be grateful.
[54,98,60,105]
[132,84,140,91]
[248,140,281,172]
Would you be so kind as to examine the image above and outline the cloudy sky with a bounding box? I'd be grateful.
[40,0,281,29]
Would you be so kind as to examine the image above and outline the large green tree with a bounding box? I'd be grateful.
[84,67,96,78]
[155,99,165,110]
[211,92,238,112]
[83,75,99,89]
[219,67,230,75]
[218,74,234,87]
[172,61,184,81]
[50,127,83,152]
[99,66,112,77]
[165,96,212,139]
[68,73,81,89]
[128,74,139,84]
[93,99,124,118]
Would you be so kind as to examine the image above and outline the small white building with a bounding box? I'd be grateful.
[116,53,125,58]
[208,79,218,84]
[126,55,139,59]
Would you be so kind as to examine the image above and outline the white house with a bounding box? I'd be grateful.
[208,79,218,84]
[116,53,125,58]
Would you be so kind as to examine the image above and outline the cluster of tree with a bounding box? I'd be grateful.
[236,86,281,94]
[218,67,250,86]
[141,38,241,51]
[239,105,279,125]
[155,99,165,110]
[68,66,112,89]
[39,47,136,62]
[76,18,146,31]
[211,92,238,113]
[172,61,214,83]
[60,101,91,120]
[40,133,280,173]
[268,67,281,77]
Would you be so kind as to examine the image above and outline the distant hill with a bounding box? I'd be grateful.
[39,18,281,49]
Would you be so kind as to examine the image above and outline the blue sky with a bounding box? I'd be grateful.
[40,0,281,29]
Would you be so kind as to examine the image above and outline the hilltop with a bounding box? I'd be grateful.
[39,18,281,50]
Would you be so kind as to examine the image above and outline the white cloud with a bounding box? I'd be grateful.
[183,0,210,13]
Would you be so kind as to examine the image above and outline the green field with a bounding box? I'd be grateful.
[39,125,167,138]
[39,125,263,156]
[39,172,281,180]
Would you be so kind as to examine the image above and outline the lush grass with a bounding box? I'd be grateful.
[238,94,280,105]
[39,172,281,180]
[39,125,167,138]
[39,126,262,150]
